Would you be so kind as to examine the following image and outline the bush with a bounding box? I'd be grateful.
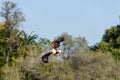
[0,68,5,80]
[68,51,120,80]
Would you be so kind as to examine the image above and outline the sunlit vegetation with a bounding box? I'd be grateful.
[93,25,120,60]
[0,1,120,80]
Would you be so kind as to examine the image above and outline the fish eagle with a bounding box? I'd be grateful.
[41,37,64,63]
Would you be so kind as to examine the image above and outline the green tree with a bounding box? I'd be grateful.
[60,33,88,59]
[94,25,120,60]
[97,41,109,52]
[38,38,50,52]
[0,24,8,67]
[0,1,25,64]
[18,30,38,45]
[18,30,38,57]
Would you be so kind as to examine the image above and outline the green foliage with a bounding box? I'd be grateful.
[0,57,6,68]
[0,29,120,80]
[0,27,8,67]
[97,41,109,52]
[0,68,5,80]
[2,64,22,80]
[111,49,120,60]
[15,50,120,80]
[17,30,38,58]
[21,62,74,80]
[68,51,120,80]
[0,1,26,65]
[102,26,120,48]
[18,30,38,45]
[38,38,50,52]
[0,1,120,80]
[61,32,88,57]
[93,25,120,60]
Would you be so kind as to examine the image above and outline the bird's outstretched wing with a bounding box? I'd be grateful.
[41,37,64,63]
[51,37,64,48]
[55,37,64,42]
[41,51,52,63]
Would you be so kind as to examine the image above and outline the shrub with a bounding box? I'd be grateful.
[68,51,120,80]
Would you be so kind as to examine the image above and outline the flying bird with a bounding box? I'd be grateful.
[41,37,64,63]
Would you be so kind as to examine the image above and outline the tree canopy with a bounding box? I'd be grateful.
[93,25,120,60]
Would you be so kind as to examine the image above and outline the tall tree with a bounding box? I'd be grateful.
[0,1,25,64]
[18,30,38,57]
[0,22,7,67]
[94,25,120,60]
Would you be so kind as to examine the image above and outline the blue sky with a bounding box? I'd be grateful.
[0,0,120,46]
